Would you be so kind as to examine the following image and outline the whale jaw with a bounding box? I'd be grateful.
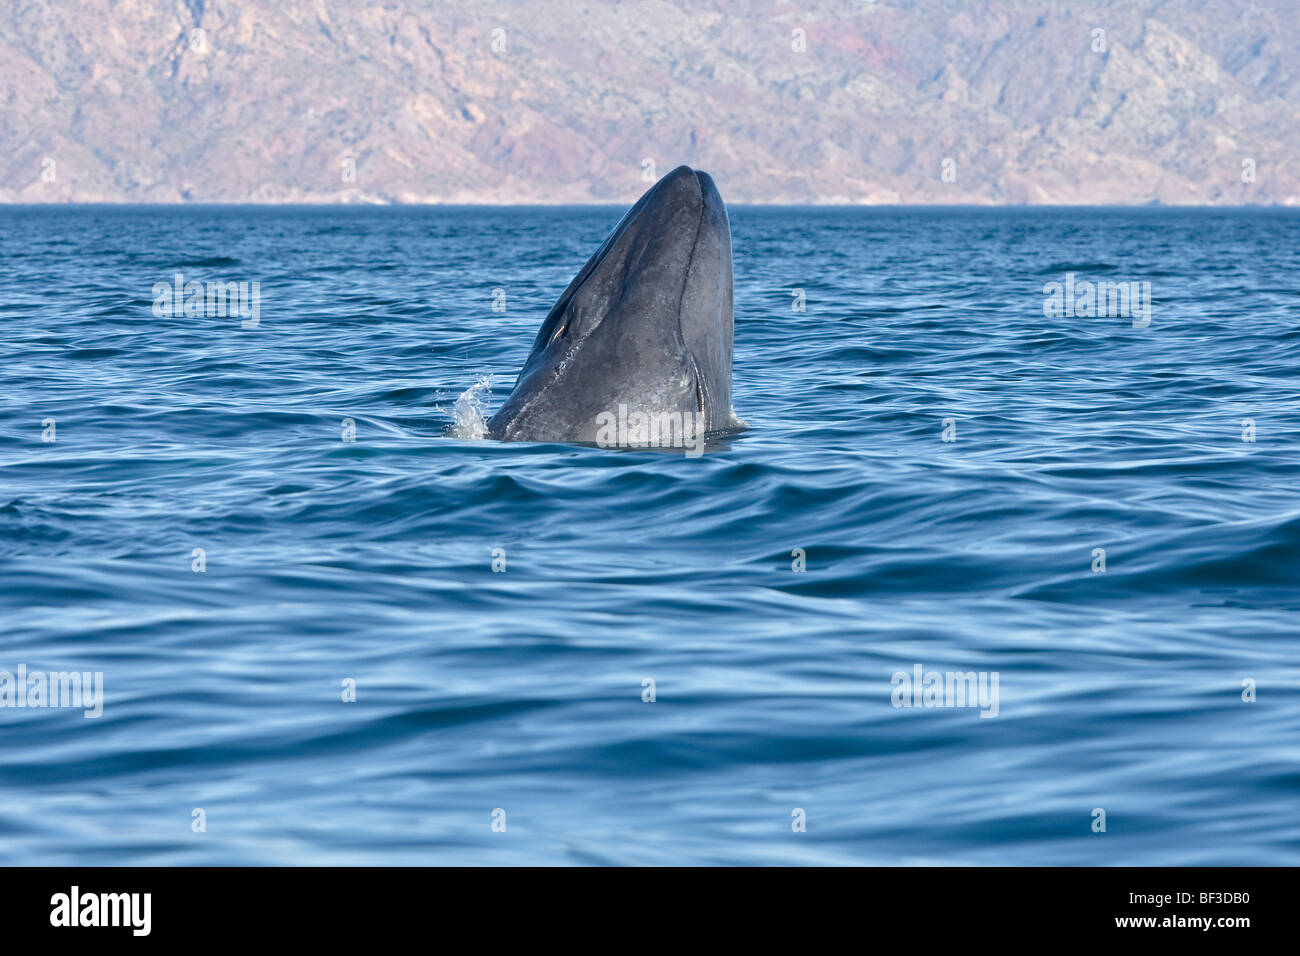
[487,165,737,444]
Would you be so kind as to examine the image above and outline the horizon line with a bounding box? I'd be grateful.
[4,201,1299,211]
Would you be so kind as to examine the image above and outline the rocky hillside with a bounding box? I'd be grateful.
[3,0,1298,204]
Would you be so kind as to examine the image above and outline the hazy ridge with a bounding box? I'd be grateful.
[3,0,1299,204]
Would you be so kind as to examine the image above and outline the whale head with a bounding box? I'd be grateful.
[487,165,739,445]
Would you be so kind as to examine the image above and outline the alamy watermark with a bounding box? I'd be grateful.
[891,664,1000,718]
[152,272,260,328]
[595,405,705,457]
[1043,273,1151,328]
[0,665,103,718]
[50,886,150,935]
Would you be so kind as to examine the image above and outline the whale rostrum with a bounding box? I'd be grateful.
[487,166,741,448]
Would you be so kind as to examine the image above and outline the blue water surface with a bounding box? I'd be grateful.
[1,204,1298,865]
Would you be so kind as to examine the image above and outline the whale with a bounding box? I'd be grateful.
[487,165,740,447]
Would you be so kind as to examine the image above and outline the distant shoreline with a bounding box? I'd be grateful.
[4,201,1300,210]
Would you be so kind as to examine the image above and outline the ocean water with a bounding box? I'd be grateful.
[1,204,1298,866]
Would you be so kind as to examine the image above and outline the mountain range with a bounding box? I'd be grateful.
[3,0,1298,204]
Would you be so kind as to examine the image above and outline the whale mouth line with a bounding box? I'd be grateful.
[677,171,710,417]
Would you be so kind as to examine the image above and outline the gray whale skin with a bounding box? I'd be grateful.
[487,165,740,444]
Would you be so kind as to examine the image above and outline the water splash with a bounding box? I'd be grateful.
[448,375,495,439]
